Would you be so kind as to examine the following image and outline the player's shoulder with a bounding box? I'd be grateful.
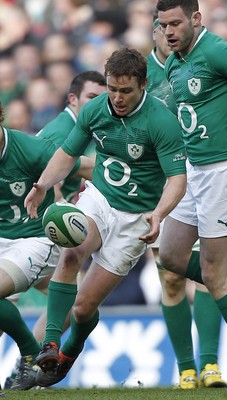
[42,109,73,131]
[145,92,178,126]
[200,29,227,56]
[7,128,38,142]
[195,29,227,73]
[5,128,53,156]
[145,91,169,110]
[14,127,56,147]
[202,29,226,46]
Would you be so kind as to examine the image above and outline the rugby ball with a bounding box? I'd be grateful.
[42,202,88,248]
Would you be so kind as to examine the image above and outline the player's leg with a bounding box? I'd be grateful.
[158,215,200,389]
[36,261,124,387]
[36,205,149,387]
[152,225,198,390]
[200,236,227,320]
[192,162,227,322]
[32,309,71,344]
[158,268,198,389]
[0,265,41,391]
[32,270,86,344]
[0,237,60,390]
[30,276,52,343]
[159,177,203,285]
[194,282,226,387]
[36,215,102,371]
[40,248,80,349]
[159,216,199,276]
[0,265,40,357]
[160,218,227,388]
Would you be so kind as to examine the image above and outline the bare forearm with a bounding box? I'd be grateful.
[152,174,186,221]
[38,148,77,191]
[140,174,186,244]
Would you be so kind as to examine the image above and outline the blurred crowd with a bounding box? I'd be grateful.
[1,0,227,134]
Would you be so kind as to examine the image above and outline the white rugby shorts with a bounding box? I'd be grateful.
[170,159,227,238]
[0,237,61,293]
[76,181,151,276]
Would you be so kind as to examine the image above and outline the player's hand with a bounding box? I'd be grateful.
[139,214,161,244]
[24,183,47,219]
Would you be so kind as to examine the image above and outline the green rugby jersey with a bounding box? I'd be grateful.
[62,92,186,212]
[165,28,227,165]
[38,107,81,202]
[146,49,177,114]
[0,128,56,239]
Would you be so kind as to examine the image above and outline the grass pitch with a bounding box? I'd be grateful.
[2,387,227,400]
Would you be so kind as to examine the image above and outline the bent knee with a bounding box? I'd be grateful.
[160,270,186,298]
[61,248,84,270]
[72,299,96,323]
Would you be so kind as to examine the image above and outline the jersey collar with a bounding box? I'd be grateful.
[64,106,77,123]
[107,90,147,118]
[0,127,8,160]
[151,48,165,70]
[174,27,207,60]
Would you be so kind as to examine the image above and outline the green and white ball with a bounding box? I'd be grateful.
[42,202,88,248]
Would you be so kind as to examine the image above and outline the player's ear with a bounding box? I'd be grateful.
[68,92,78,107]
[192,11,202,27]
[141,78,148,91]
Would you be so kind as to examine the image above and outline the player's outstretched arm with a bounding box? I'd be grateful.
[140,174,186,244]
[24,147,78,218]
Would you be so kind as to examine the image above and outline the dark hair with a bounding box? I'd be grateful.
[68,71,106,98]
[156,0,199,18]
[104,47,147,87]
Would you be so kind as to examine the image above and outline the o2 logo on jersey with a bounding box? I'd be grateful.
[188,78,201,95]
[9,181,26,197]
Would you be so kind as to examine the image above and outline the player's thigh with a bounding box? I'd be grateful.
[0,237,61,294]
[52,216,102,283]
[200,236,227,283]
[0,267,16,298]
[34,273,53,294]
[159,216,198,269]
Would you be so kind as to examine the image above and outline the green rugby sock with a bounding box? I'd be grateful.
[185,251,203,284]
[193,289,221,370]
[215,295,227,323]
[44,280,77,348]
[62,310,99,359]
[162,297,196,374]
[0,299,40,356]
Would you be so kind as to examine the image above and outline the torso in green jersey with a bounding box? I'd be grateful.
[165,28,227,166]
[0,129,56,239]
[38,107,82,202]
[62,92,186,213]
[146,49,177,114]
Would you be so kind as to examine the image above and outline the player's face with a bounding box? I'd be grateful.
[153,26,172,60]
[107,74,146,117]
[78,81,106,111]
[158,6,200,57]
